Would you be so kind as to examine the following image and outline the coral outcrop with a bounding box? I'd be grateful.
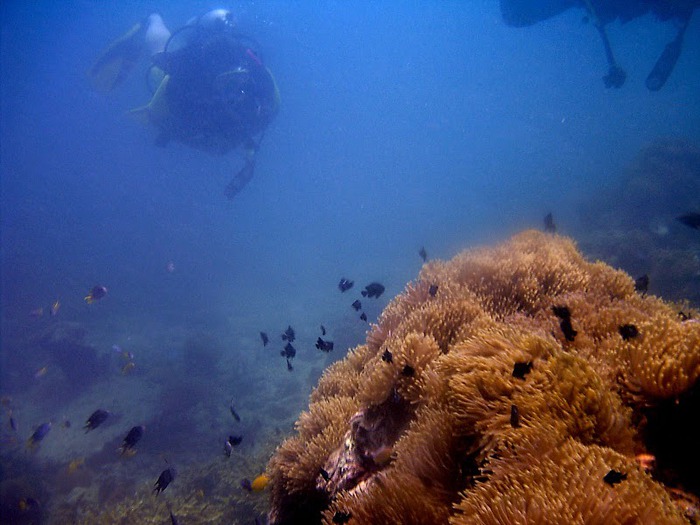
[268,230,700,524]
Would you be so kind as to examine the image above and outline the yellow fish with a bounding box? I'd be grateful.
[251,474,269,491]
[121,361,135,375]
[50,299,60,316]
[67,457,85,474]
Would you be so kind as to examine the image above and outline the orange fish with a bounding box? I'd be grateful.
[251,474,269,491]
[635,453,656,473]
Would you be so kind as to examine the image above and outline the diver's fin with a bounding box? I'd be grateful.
[225,160,256,200]
[646,15,690,91]
[127,75,171,126]
[88,20,148,94]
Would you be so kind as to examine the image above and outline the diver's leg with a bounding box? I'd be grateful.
[88,14,171,93]
[582,0,626,88]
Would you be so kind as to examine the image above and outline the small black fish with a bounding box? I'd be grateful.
[286,358,294,371]
[361,282,385,298]
[333,511,352,524]
[634,274,649,294]
[281,342,296,359]
[618,324,639,341]
[603,469,627,486]
[120,425,144,455]
[552,305,571,320]
[419,247,428,262]
[320,325,327,336]
[85,285,108,304]
[512,361,532,379]
[228,435,243,447]
[402,364,415,377]
[544,212,556,233]
[676,212,700,230]
[510,404,520,428]
[351,299,362,311]
[315,337,334,352]
[281,326,295,343]
[359,312,367,322]
[241,478,253,491]
[84,409,110,433]
[230,400,241,422]
[338,278,354,292]
[260,332,269,346]
[678,310,690,321]
[320,468,330,481]
[428,284,438,297]
[560,318,577,342]
[381,349,393,363]
[9,415,17,432]
[154,467,177,495]
[62,420,71,429]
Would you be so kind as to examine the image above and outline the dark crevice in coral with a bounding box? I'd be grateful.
[325,392,415,496]
[272,489,329,525]
[354,392,414,468]
[640,379,700,498]
[455,444,481,491]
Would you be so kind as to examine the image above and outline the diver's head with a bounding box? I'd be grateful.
[197,9,236,31]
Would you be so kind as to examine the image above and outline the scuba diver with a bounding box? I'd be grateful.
[500,0,698,90]
[88,9,280,199]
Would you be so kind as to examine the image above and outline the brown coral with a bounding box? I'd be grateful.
[268,230,700,525]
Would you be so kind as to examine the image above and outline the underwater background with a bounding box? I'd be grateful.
[1,1,699,523]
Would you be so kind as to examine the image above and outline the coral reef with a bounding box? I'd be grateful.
[268,230,700,524]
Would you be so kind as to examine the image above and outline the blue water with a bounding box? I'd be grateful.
[1,1,699,522]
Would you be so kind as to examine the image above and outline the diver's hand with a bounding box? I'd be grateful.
[603,65,626,88]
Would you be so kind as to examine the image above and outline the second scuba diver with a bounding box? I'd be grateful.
[89,9,280,200]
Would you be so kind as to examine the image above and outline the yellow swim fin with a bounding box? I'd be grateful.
[88,21,146,94]
[127,74,171,127]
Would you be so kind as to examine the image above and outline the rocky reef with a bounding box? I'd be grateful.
[268,230,700,524]
[579,138,700,305]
